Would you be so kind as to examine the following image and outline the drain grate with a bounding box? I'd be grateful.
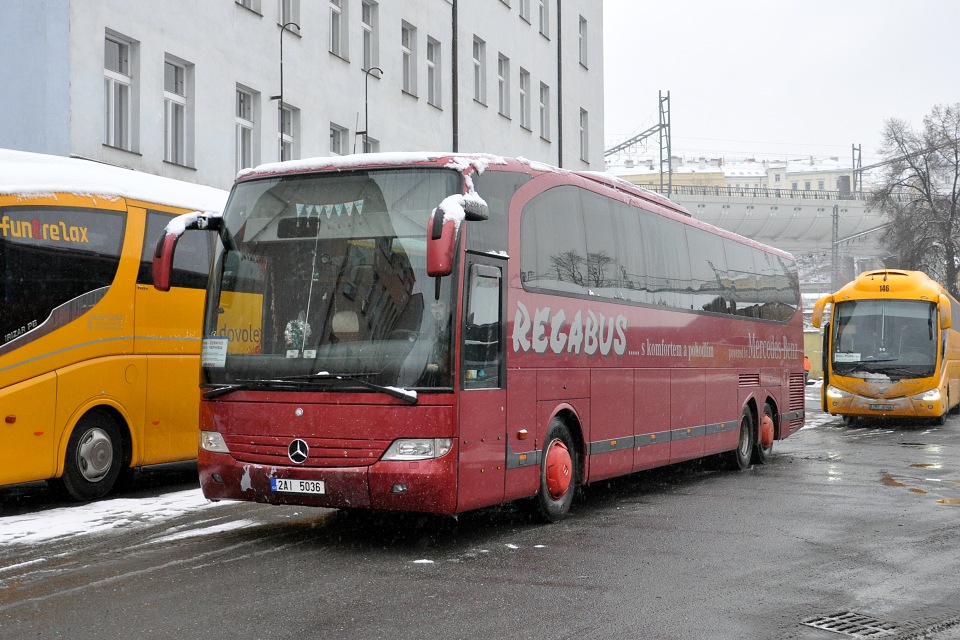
[802,612,899,637]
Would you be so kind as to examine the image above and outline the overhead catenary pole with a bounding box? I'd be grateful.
[269,22,300,161]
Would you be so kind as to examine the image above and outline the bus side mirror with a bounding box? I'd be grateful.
[152,211,222,292]
[940,294,952,330]
[426,207,456,277]
[811,294,833,328]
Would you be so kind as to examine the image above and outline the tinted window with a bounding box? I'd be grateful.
[138,210,213,289]
[520,186,587,295]
[1,206,125,346]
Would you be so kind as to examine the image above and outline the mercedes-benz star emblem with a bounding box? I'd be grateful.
[288,439,309,464]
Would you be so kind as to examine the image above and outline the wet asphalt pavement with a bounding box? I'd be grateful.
[2,383,960,639]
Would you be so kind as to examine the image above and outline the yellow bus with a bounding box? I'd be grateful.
[0,149,227,500]
[812,269,960,425]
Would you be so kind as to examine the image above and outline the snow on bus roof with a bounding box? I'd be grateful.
[236,151,512,181]
[0,148,228,212]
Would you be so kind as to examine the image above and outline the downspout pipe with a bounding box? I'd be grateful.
[556,0,563,167]
[452,0,459,152]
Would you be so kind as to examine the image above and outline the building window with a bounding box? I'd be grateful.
[519,0,530,22]
[329,0,348,59]
[538,0,549,37]
[361,1,379,71]
[401,22,417,95]
[104,35,133,150]
[426,37,441,108]
[472,37,486,104]
[579,108,589,162]
[280,104,297,160]
[519,68,531,130]
[363,136,380,154]
[500,0,510,6]
[163,58,190,165]
[539,82,550,140]
[281,0,300,30]
[330,123,347,155]
[775,173,781,182]
[236,87,257,172]
[791,182,798,191]
[497,54,510,117]
[236,0,261,12]
[578,16,588,67]
[818,180,825,190]
[805,181,812,190]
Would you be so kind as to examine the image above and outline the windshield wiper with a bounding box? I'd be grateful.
[255,372,419,404]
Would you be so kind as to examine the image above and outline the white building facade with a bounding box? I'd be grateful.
[0,0,604,190]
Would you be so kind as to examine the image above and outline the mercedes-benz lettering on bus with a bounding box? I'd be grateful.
[154,152,805,521]
[812,269,960,424]
[0,149,227,500]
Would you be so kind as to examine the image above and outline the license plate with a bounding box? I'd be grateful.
[271,478,326,495]
[869,403,894,411]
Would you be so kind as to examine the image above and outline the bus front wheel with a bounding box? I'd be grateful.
[532,419,578,523]
[61,412,123,501]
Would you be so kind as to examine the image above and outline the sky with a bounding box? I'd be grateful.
[603,0,960,167]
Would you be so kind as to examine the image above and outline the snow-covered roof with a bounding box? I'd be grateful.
[0,148,229,212]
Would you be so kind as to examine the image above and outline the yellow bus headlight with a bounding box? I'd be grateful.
[912,388,941,402]
[826,385,852,399]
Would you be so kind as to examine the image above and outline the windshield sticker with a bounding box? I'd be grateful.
[202,338,229,368]
[835,352,861,362]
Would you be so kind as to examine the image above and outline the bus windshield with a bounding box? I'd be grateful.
[831,299,937,379]
[203,167,463,392]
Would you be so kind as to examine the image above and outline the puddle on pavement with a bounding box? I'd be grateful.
[937,498,960,505]
[909,488,928,494]
[882,475,904,487]
[910,463,938,468]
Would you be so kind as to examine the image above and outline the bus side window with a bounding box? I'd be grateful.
[463,262,502,389]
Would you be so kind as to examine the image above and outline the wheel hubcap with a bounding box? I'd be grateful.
[76,428,113,482]
[545,439,572,499]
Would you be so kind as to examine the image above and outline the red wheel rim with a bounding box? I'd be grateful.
[761,414,774,449]
[545,439,572,499]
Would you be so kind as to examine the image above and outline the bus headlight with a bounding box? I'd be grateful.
[826,385,852,399]
[200,430,230,453]
[912,388,941,402]
[382,438,453,461]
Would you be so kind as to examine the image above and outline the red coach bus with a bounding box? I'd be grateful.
[154,153,805,521]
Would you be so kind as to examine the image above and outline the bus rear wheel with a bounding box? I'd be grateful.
[61,412,123,501]
[532,419,578,523]
[730,406,754,470]
[752,403,775,465]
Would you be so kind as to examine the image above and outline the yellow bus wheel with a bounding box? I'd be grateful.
[61,412,123,501]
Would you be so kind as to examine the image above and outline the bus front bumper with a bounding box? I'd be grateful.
[825,385,945,419]
[197,447,460,515]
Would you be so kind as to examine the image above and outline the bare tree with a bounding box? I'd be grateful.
[873,103,960,297]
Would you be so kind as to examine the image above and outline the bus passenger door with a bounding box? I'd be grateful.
[457,256,507,512]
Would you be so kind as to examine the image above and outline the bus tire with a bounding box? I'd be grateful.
[752,403,774,465]
[532,418,578,523]
[730,406,754,470]
[61,411,123,501]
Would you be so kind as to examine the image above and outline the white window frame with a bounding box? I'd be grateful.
[472,37,486,104]
[426,37,441,108]
[363,136,380,154]
[104,34,134,151]
[280,0,300,31]
[329,123,348,155]
[163,58,190,165]
[329,0,348,59]
[538,0,549,37]
[361,1,379,71]
[237,0,261,13]
[539,82,550,141]
[519,68,531,130]
[579,108,589,162]
[236,86,257,172]
[578,16,588,67]
[497,54,510,117]
[519,0,530,23]
[401,22,417,96]
[280,104,298,161]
